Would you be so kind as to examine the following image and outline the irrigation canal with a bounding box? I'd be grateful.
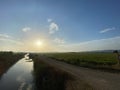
[0,54,34,90]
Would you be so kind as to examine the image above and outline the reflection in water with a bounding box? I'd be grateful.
[0,54,34,90]
[24,53,30,60]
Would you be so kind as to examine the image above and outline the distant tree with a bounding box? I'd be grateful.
[113,50,120,65]
[113,50,118,53]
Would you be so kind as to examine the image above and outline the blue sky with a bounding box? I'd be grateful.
[0,0,120,52]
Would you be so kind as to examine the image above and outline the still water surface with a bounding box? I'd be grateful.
[0,55,34,90]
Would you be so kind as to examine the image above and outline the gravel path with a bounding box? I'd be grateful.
[38,55,120,90]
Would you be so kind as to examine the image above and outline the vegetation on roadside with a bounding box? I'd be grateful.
[31,54,94,90]
[33,56,70,90]
[45,52,120,71]
[0,51,23,76]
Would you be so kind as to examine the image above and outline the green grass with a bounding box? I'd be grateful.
[45,52,118,70]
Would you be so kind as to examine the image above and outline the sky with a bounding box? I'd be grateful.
[0,0,120,52]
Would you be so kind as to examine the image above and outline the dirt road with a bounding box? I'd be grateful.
[38,55,120,90]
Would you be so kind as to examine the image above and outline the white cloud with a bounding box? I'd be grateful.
[99,27,115,33]
[47,18,52,22]
[49,22,59,34]
[22,27,31,32]
[54,38,65,44]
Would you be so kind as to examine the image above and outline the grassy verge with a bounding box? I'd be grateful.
[32,54,94,90]
[44,52,120,72]
[0,52,23,77]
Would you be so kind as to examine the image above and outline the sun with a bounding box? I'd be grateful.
[35,40,43,46]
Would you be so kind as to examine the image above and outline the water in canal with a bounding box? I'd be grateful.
[0,54,34,90]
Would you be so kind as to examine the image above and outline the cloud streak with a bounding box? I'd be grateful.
[0,34,12,39]
[2,39,24,45]
[58,36,120,52]
[99,27,115,33]
[0,34,23,45]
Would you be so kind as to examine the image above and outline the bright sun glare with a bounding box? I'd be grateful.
[35,40,43,46]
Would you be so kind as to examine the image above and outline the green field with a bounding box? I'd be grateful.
[45,52,118,69]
